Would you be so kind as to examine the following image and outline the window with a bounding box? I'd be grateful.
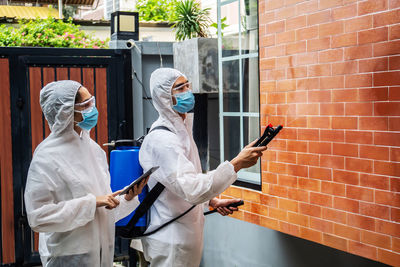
[217,0,260,188]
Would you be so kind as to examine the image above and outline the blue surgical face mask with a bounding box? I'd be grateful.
[76,106,98,131]
[172,91,195,114]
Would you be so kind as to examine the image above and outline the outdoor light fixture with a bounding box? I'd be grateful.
[110,11,139,41]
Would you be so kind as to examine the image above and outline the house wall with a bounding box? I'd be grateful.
[220,1,400,266]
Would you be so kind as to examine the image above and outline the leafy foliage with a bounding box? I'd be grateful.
[211,17,228,37]
[0,17,108,48]
[135,0,179,22]
[172,0,212,41]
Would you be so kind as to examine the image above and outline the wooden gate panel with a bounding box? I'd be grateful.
[56,67,68,80]
[70,67,81,83]
[96,68,108,152]
[0,58,15,264]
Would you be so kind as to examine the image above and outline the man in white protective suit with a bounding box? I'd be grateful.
[24,80,148,267]
[139,68,267,266]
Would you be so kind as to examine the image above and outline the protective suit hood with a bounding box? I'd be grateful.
[40,80,81,135]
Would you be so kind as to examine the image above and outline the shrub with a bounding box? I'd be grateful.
[135,0,178,22]
[0,17,108,48]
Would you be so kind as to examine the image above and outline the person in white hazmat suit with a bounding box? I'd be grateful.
[24,80,148,267]
[139,68,267,266]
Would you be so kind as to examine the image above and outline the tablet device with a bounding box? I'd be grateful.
[119,166,159,195]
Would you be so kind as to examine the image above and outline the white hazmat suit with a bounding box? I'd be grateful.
[139,68,238,266]
[24,80,140,267]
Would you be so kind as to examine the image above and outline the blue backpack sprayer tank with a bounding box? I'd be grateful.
[105,139,148,236]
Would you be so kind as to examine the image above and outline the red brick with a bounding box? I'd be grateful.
[296,52,318,66]
[297,129,318,141]
[348,213,376,231]
[374,161,400,177]
[346,185,374,202]
[389,55,400,70]
[319,0,342,9]
[308,64,331,77]
[361,230,391,250]
[278,198,299,212]
[345,102,373,116]
[308,90,331,102]
[322,207,346,224]
[392,147,400,162]
[288,212,309,227]
[374,102,400,116]
[287,15,307,31]
[310,192,333,207]
[333,169,359,185]
[358,27,388,45]
[344,44,373,60]
[332,89,358,102]
[375,132,400,146]
[375,190,400,208]
[308,141,332,155]
[299,227,322,243]
[267,20,285,34]
[287,91,306,104]
[320,76,344,89]
[332,61,357,75]
[260,194,278,207]
[374,71,400,87]
[268,184,288,198]
[279,221,300,236]
[332,117,357,129]
[320,155,345,169]
[309,167,332,181]
[374,9,400,27]
[286,140,306,153]
[277,80,297,91]
[260,59,276,70]
[378,248,400,267]
[359,87,388,101]
[298,177,320,191]
[360,202,390,220]
[296,0,319,15]
[332,4,357,20]
[268,207,287,221]
[267,69,285,81]
[307,10,332,26]
[296,26,318,41]
[307,116,331,129]
[243,189,261,203]
[390,24,400,40]
[358,0,388,16]
[345,15,373,33]
[287,67,307,79]
[334,197,359,213]
[345,74,373,88]
[393,237,400,253]
[244,212,261,225]
[297,153,319,166]
[262,172,278,184]
[287,116,307,127]
[260,35,275,48]
[374,40,400,57]
[286,41,307,55]
[260,216,279,231]
[389,87,400,100]
[323,233,348,251]
[297,77,320,90]
[392,207,400,223]
[288,188,309,202]
[320,129,344,142]
[297,103,319,115]
[321,181,346,196]
[319,21,344,37]
[276,30,296,44]
[389,117,400,131]
[334,223,361,241]
[266,45,285,57]
[277,152,297,164]
[319,49,343,63]
[390,0,400,9]
[299,203,322,218]
[359,57,388,73]
[349,241,377,261]
[311,217,334,233]
[360,145,389,161]
[360,173,389,190]
[346,158,373,173]
[358,117,389,131]
[319,103,343,116]
[268,161,288,174]
[267,92,286,104]
[307,37,330,52]
[333,143,358,157]
[287,164,309,177]
[276,6,296,20]
[345,131,373,144]
[376,219,400,238]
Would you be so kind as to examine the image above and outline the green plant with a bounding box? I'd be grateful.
[211,16,228,37]
[135,0,178,22]
[172,0,212,41]
[0,17,108,48]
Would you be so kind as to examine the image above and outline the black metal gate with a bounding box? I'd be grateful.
[0,47,133,266]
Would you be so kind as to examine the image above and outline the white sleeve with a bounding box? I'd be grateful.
[143,140,237,205]
[113,195,140,222]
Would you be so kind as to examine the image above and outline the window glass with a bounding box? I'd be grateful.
[242,57,259,113]
[223,60,240,112]
[223,116,241,161]
[221,1,239,57]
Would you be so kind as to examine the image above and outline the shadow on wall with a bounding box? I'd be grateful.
[200,215,390,267]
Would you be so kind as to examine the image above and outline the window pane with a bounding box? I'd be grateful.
[223,60,240,112]
[240,0,258,54]
[242,56,259,113]
[223,116,241,161]
[240,116,261,182]
[221,1,239,57]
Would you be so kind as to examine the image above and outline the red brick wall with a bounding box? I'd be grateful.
[222,0,400,266]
